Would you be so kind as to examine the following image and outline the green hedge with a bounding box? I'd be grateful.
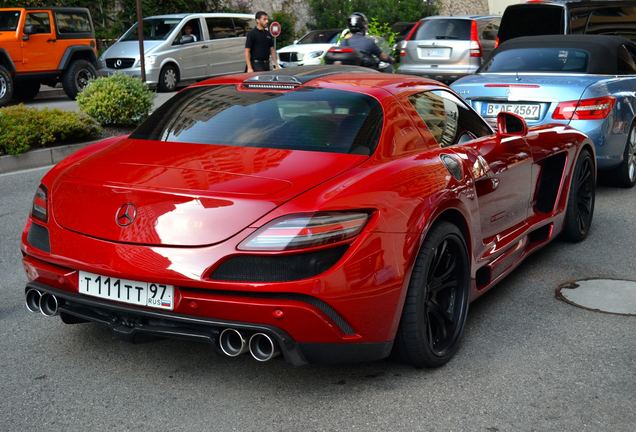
[77,74,153,127]
[0,105,101,156]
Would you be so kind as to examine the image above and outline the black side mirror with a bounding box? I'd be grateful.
[179,35,195,45]
[22,25,35,40]
[497,112,528,137]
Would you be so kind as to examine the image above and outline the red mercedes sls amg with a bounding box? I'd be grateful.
[22,66,595,367]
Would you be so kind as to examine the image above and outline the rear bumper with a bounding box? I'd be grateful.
[24,282,393,366]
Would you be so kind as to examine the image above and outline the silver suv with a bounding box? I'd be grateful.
[398,15,500,83]
[98,13,253,91]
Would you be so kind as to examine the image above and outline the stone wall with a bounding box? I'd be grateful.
[438,0,490,16]
[226,0,311,33]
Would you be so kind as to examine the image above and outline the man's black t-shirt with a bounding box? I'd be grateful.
[246,28,274,60]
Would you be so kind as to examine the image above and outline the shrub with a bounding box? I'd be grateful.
[77,74,153,126]
[0,105,101,156]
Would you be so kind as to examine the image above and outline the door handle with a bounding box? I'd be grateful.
[47,38,57,43]
[201,45,209,49]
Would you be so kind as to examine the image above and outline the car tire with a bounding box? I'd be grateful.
[396,221,470,368]
[615,122,636,188]
[0,64,14,107]
[62,59,97,100]
[562,148,595,242]
[158,64,179,92]
[13,80,40,101]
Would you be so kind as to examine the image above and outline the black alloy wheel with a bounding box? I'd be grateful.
[562,148,595,242]
[396,221,470,368]
[62,59,97,100]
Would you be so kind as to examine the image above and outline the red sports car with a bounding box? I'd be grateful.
[22,66,595,367]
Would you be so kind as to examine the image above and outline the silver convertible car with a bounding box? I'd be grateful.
[452,35,636,187]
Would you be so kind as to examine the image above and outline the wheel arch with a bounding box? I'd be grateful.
[159,60,181,79]
[58,46,97,71]
[0,49,16,75]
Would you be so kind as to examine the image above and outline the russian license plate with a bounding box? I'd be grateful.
[484,103,541,120]
[420,47,450,58]
[79,271,174,310]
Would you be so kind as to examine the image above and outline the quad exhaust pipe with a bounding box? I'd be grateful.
[248,333,280,362]
[219,328,249,357]
[218,329,280,362]
[25,289,59,316]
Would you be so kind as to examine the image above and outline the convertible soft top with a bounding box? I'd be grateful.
[494,35,636,74]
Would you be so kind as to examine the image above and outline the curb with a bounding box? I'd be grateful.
[0,140,101,174]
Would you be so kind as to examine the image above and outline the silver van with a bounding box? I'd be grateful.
[398,15,500,83]
[98,13,253,91]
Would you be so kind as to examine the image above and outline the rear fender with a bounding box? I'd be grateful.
[57,46,97,70]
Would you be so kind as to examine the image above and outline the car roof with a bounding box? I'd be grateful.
[197,65,442,93]
[145,13,253,20]
[496,34,634,74]
[422,15,499,21]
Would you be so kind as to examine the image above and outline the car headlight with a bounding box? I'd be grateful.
[306,51,324,59]
[144,55,157,66]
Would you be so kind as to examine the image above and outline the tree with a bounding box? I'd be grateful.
[308,0,439,30]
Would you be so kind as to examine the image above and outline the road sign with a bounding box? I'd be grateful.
[270,21,282,38]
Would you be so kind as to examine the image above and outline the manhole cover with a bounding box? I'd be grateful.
[556,279,636,316]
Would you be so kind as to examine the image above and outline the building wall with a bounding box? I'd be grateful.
[488,0,523,15]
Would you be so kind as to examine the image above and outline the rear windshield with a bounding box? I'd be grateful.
[298,30,340,44]
[414,19,471,41]
[121,18,181,41]
[481,48,589,73]
[131,86,383,155]
[498,5,565,43]
[0,11,20,31]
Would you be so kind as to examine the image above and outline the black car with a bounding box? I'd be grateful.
[498,0,636,44]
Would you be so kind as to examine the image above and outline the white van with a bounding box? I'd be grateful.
[98,13,253,91]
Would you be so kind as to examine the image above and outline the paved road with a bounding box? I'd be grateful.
[1,167,634,432]
[17,87,176,112]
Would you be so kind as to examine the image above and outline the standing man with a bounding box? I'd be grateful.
[245,11,279,72]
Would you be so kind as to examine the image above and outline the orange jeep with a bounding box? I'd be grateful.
[0,7,98,106]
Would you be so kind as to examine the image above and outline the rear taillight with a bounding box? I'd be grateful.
[470,20,482,58]
[552,97,616,121]
[404,20,422,41]
[32,184,48,223]
[238,212,369,251]
[494,36,500,48]
[329,47,354,54]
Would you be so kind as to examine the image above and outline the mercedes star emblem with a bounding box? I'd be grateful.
[115,59,122,68]
[116,203,137,227]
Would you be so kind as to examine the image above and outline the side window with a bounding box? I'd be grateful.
[586,7,636,37]
[618,45,636,75]
[409,90,492,148]
[234,18,253,37]
[25,12,51,34]
[178,18,202,43]
[206,17,236,39]
[54,11,92,34]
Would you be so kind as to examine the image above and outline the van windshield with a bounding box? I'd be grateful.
[121,18,181,41]
[130,86,383,155]
[481,48,589,74]
[0,11,20,31]
[414,19,471,41]
[498,5,565,43]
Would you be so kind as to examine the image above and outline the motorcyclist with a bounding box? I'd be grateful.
[340,13,393,67]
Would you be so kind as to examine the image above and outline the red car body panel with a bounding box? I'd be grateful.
[21,69,594,364]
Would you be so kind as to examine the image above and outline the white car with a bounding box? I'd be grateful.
[277,29,341,67]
